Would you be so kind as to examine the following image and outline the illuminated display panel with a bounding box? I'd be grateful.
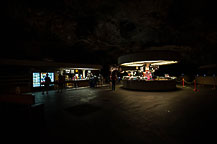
[41,72,54,83]
[33,72,55,87]
[65,69,70,73]
[33,72,40,87]
[41,72,54,86]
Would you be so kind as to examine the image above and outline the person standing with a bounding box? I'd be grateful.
[57,74,63,93]
[42,73,51,95]
[111,72,117,91]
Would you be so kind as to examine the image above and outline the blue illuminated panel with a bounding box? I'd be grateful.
[41,72,54,86]
[33,73,40,87]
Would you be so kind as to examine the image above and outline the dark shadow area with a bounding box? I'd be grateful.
[166,90,217,143]
[0,102,45,144]
[65,103,102,116]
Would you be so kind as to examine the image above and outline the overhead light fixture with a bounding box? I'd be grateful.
[121,60,178,67]
[151,61,178,65]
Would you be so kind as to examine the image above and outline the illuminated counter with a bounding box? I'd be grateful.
[61,67,101,88]
[118,51,180,91]
[65,79,89,87]
[122,79,176,91]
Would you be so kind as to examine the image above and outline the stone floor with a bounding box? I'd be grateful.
[2,84,217,144]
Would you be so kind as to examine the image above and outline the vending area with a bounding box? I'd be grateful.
[32,66,102,89]
[32,72,55,88]
[0,59,102,92]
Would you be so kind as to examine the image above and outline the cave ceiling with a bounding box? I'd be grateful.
[3,0,217,65]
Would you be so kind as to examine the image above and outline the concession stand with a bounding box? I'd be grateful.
[59,67,101,88]
[0,58,102,92]
[118,51,180,91]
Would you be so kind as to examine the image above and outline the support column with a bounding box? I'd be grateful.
[83,70,85,79]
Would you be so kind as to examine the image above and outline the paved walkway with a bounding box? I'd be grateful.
[2,84,217,144]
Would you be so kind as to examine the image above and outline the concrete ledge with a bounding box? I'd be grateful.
[0,94,35,105]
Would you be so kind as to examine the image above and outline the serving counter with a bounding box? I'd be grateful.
[122,79,176,91]
[65,80,89,87]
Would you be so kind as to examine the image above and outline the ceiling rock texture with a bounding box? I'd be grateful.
[3,0,217,65]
